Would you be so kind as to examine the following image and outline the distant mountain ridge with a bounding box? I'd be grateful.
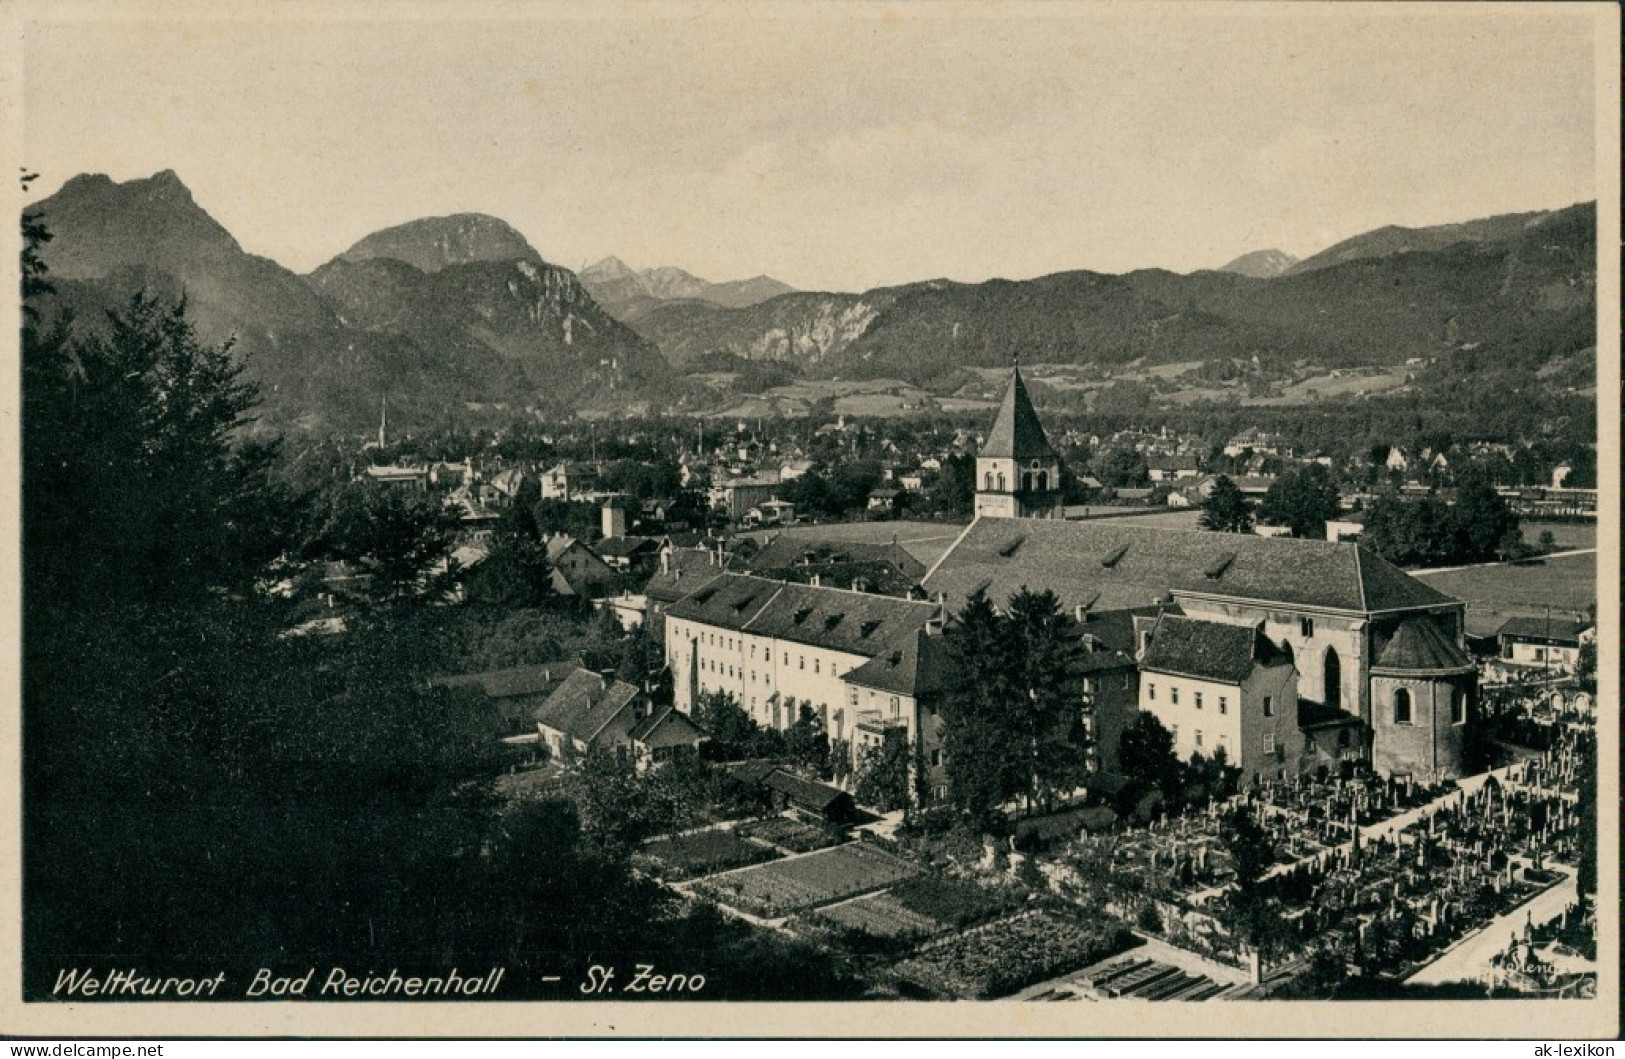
[1283,206,1578,276]
[625,202,1596,386]
[25,171,1595,425]
[27,173,670,431]
[579,256,797,316]
[1217,249,1298,279]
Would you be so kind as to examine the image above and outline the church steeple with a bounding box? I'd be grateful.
[974,364,1064,519]
[981,364,1058,463]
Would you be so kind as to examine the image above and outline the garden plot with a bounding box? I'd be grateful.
[736,816,847,854]
[889,910,1139,1000]
[639,828,779,881]
[815,892,941,941]
[692,842,920,917]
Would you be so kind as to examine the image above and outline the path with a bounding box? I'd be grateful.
[1409,549,1596,578]
[1405,867,1578,985]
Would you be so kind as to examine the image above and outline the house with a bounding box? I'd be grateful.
[642,544,729,641]
[1325,513,1366,543]
[1148,454,1201,482]
[1495,616,1592,672]
[1070,608,1145,775]
[363,464,429,490]
[1136,614,1301,785]
[429,664,573,738]
[842,626,955,799]
[748,499,796,527]
[487,467,532,506]
[709,475,780,520]
[545,535,619,598]
[866,487,902,512]
[777,458,815,482]
[595,535,662,576]
[533,668,704,767]
[738,534,928,598]
[724,762,859,821]
[540,461,598,500]
[664,573,943,741]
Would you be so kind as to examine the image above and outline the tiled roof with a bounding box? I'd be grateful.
[663,573,782,631]
[1494,616,1590,645]
[743,579,941,657]
[741,535,928,580]
[643,547,727,603]
[596,535,660,558]
[923,518,1456,615]
[1371,616,1474,674]
[762,768,850,811]
[666,573,941,659]
[842,629,954,697]
[430,664,565,701]
[533,669,641,743]
[1297,699,1364,731]
[980,367,1058,461]
[629,704,707,748]
[1140,615,1287,685]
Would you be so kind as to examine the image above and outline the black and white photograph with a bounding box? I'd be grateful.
[6,0,1618,1039]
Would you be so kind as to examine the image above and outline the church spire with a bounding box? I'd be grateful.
[980,363,1057,462]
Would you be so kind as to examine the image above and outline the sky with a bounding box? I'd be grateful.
[20,1,1606,292]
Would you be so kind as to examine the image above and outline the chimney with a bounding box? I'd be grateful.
[1074,603,1091,624]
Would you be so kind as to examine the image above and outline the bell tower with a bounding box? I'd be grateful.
[975,362,1064,519]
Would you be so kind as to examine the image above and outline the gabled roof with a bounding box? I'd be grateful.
[1140,615,1288,685]
[629,704,707,749]
[643,547,727,603]
[664,573,782,631]
[430,664,565,701]
[1372,616,1474,675]
[741,535,927,580]
[1494,616,1590,645]
[742,578,941,657]
[533,669,642,743]
[980,366,1058,461]
[842,629,954,697]
[596,535,661,559]
[923,517,1457,616]
[762,768,850,811]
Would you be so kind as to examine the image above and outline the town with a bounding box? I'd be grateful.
[243,363,1596,1002]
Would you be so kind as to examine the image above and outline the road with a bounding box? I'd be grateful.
[1409,548,1596,578]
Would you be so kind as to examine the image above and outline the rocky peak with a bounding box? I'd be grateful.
[337,213,546,274]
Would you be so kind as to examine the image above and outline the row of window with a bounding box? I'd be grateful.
[1146,683,1238,715]
[1391,687,1467,725]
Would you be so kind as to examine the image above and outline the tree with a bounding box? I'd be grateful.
[784,705,831,777]
[1117,712,1182,807]
[1198,475,1254,533]
[1450,467,1520,562]
[853,728,912,812]
[1258,464,1341,539]
[939,592,1025,824]
[938,589,1088,821]
[1537,529,1558,554]
[306,482,461,600]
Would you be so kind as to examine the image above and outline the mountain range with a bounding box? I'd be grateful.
[1218,249,1298,279]
[23,171,1596,429]
[578,256,796,319]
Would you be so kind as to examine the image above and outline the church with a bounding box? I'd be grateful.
[934,365,1477,784]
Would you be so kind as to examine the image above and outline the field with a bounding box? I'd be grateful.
[736,815,847,854]
[1521,520,1596,552]
[815,892,942,941]
[889,910,1140,999]
[639,829,779,880]
[1413,552,1598,637]
[691,842,921,917]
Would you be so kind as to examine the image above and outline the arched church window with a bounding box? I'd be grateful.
[1450,687,1465,725]
[1323,646,1342,711]
[1393,687,1412,725]
[1037,471,1049,491]
[984,471,993,490]
[996,472,1006,491]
